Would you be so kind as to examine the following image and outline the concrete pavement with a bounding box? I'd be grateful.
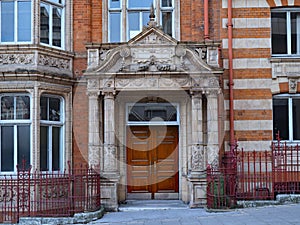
[87,200,300,225]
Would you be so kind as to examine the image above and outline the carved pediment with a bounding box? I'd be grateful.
[85,26,222,75]
[128,27,177,46]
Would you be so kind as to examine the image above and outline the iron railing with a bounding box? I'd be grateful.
[207,141,300,209]
[0,162,101,223]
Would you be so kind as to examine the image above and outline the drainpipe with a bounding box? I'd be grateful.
[227,0,235,152]
[204,0,209,40]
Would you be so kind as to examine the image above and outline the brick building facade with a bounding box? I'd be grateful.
[0,0,299,211]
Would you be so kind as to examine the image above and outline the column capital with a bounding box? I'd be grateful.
[101,88,116,98]
[87,90,100,98]
[205,89,220,98]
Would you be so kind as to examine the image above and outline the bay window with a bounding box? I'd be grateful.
[273,94,300,141]
[0,0,32,43]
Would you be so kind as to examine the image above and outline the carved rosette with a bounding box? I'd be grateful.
[191,145,205,171]
[87,79,100,90]
[104,144,117,171]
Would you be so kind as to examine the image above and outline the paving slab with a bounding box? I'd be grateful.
[86,201,300,225]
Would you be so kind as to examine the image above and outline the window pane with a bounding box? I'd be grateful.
[128,104,177,122]
[40,126,49,171]
[52,7,62,47]
[1,126,14,172]
[52,127,60,171]
[109,0,120,8]
[273,98,289,140]
[142,11,150,26]
[18,1,31,42]
[1,1,14,42]
[128,0,153,8]
[272,12,287,54]
[291,12,300,54]
[49,97,60,121]
[17,125,30,169]
[162,0,172,7]
[293,99,300,140]
[40,4,50,44]
[40,97,48,120]
[1,96,14,120]
[162,11,172,36]
[128,12,140,39]
[49,0,62,4]
[16,96,30,119]
[110,12,121,42]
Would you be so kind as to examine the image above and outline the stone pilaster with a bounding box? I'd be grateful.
[206,90,219,168]
[102,91,117,172]
[190,92,206,173]
[87,91,101,166]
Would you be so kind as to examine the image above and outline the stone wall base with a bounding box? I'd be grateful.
[18,207,105,225]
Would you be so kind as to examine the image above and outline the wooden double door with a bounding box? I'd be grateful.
[127,126,179,199]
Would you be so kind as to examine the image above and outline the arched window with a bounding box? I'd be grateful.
[40,95,64,171]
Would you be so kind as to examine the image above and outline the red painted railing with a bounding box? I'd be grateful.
[207,142,300,209]
[0,163,101,223]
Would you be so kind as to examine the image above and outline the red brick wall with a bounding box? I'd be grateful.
[72,82,89,165]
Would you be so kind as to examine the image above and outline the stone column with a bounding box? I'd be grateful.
[87,91,101,166]
[101,90,119,211]
[188,91,207,208]
[206,90,219,168]
[102,91,117,172]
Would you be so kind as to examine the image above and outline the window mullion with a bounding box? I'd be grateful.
[14,125,17,172]
[48,126,52,171]
[289,97,293,141]
[14,0,18,42]
[287,12,292,55]
[49,6,53,46]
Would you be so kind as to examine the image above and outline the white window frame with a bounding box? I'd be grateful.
[107,0,177,42]
[273,94,300,142]
[0,0,33,44]
[0,94,32,174]
[40,0,65,49]
[40,94,65,172]
[272,8,300,57]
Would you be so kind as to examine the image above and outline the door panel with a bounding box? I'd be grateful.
[127,127,151,194]
[127,126,178,199]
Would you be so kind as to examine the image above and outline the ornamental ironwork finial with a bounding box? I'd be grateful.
[147,4,158,27]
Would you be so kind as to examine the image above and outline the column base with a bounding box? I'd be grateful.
[100,173,120,212]
[187,172,207,208]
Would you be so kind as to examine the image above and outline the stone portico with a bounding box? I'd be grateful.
[83,23,224,210]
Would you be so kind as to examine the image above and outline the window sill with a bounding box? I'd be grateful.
[270,56,300,62]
